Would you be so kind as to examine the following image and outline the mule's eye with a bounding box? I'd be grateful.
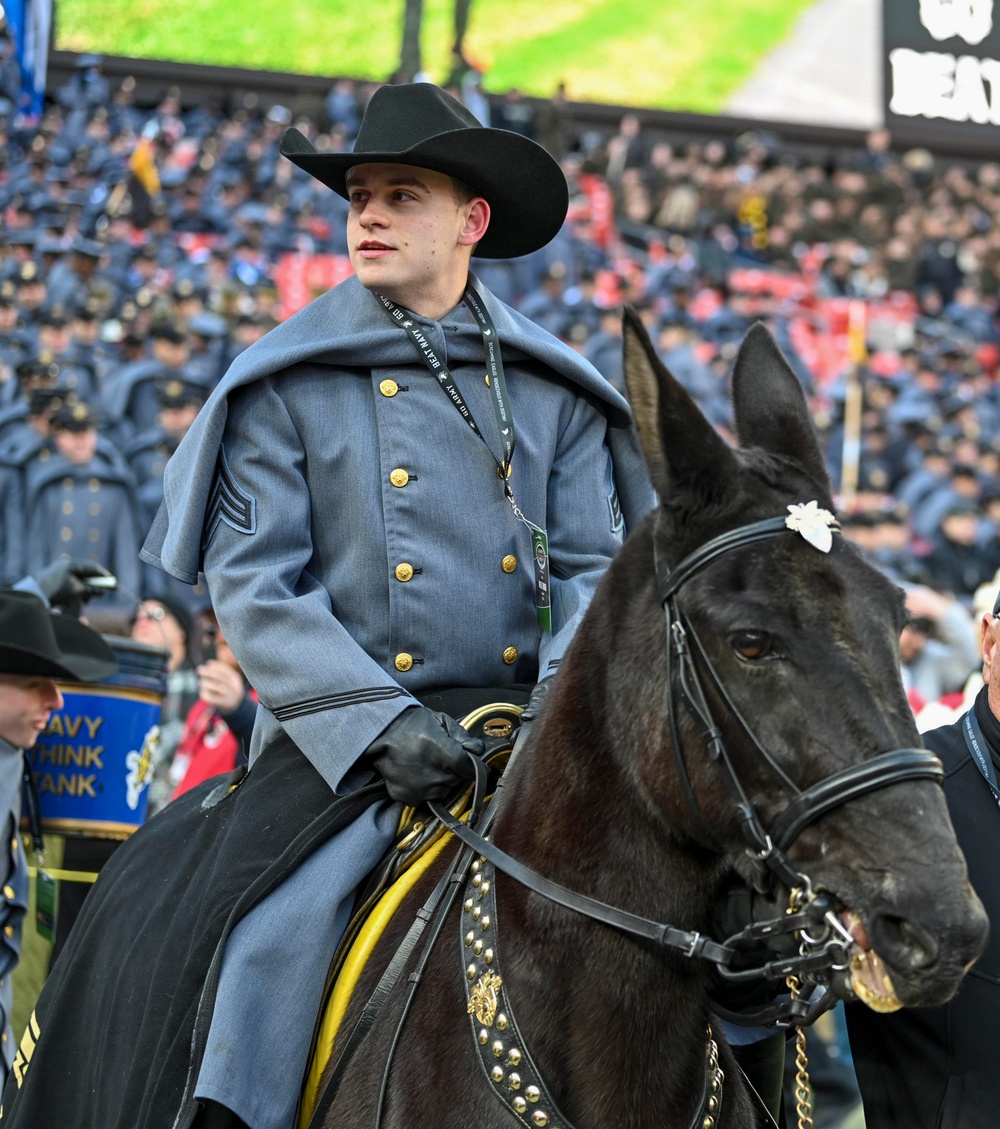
[730,630,773,661]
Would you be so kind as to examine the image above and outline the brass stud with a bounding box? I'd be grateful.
[702,1118,715,1129]
[473,873,482,887]
[526,1086,540,1103]
[513,1098,528,1114]
[465,931,475,947]
[472,860,480,873]
[480,880,491,895]
[508,1072,521,1090]
[464,899,474,912]
[532,1113,549,1128]
[473,907,481,921]
[467,964,478,981]
[507,1048,522,1066]
[492,1040,505,1058]
[708,1095,719,1113]
[479,1029,489,1046]
[474,940,484,955]
[491,1066,505,1084]
[484,949,495,965]
[496,1013,508,1031]
[711,1077,721,1093]
[481,914,491,930]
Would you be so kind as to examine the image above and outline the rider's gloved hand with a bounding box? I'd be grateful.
[33,559,115,618]
[512,677,553,754]
[363,706,483,805]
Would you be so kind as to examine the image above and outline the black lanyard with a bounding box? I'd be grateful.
[376,283,552,630]
[962,709,1000,810]
[376,283,516,494]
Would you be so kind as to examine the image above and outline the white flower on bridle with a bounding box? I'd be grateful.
[785,501,839,554]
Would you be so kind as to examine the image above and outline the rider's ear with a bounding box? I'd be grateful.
[730,322,832,498]
[621,307,738,507]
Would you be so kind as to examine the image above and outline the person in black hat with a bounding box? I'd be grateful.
[128,79,653,1129]
[0,588,117,1085]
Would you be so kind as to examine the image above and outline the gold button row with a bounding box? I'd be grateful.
[395,648,518,671]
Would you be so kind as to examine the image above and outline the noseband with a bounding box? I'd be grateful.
[655,511,942,893]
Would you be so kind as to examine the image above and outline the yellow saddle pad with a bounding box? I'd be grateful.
[298,700,524,1128]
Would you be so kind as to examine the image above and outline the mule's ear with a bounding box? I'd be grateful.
[730,322,831,491]
[622,307,738,503]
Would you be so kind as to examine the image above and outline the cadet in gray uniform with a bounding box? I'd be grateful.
[142,83,655,1129]
[23,401,143,600]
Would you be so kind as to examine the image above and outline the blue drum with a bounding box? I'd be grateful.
[25,637,169,838]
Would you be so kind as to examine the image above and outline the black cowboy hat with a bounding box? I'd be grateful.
[278,83,568,260]
[0,589,118,682]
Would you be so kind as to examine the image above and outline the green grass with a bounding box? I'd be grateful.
[54,0,816,114]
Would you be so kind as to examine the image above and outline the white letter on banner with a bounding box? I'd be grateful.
[920,0,994,46]
[889,49,959,117]
[954,54,993,119]
[889,48,930,115]
[981,56,1000,120]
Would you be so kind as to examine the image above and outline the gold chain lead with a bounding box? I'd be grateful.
[785,887,815,1129]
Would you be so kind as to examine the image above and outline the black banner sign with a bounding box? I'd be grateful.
[884,0,1000,145]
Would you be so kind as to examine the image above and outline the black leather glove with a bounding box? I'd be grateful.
[512,677,552,753]
[364,706,484,805]
[33,559,116,618]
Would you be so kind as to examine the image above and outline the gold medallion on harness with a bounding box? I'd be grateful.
[467,972,504,1027]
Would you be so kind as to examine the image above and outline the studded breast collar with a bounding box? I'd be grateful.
[461,855,726,1129]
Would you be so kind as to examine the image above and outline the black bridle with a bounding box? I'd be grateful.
[656,513,942,891]
[433,509,943,991]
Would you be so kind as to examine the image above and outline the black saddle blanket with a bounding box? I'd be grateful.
[0,738,384,1129]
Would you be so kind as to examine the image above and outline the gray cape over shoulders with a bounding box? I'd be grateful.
[141,275,652,584]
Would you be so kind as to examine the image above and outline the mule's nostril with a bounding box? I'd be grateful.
[870,913,940,971]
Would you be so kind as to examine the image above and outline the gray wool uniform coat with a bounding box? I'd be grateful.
[140,274,655,1129]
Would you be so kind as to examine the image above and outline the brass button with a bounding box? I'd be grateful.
[3,885,13,899]
[60,527,72,542]
[390,468,410,488]
[501,555,517,574]
[502,647,518,665]
[395,653,414,672]
[394,563,414,582]
[3,925,12,938]
[62,500,73,515]
[380,379,399,397]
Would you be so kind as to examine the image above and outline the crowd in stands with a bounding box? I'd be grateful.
[3,47,1000,742]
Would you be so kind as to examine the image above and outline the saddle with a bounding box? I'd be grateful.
[298,693,527,1128]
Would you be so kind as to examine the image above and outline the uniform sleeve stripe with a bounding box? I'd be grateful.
[203,446,257,544]
[269,687,408,721]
